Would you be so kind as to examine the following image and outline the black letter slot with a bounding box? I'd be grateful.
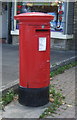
[36,29,49,32]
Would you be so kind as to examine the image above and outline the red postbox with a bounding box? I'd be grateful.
[14,12,53,107]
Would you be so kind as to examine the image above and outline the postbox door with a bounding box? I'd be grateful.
[29,28,50,88]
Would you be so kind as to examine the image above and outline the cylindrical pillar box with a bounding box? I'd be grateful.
[14,12,54,107]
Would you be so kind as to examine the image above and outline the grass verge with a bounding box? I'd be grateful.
[39,85,65,119]
[50,61,77,78]
[0,89,18,110]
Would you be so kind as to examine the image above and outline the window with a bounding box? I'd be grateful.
[14,2,64,32]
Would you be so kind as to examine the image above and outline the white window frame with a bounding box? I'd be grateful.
[11,0,19,35]
[14,0,17,31]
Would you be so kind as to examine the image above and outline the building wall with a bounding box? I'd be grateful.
[0,15,2,38]
[68,1,77,50]
[2,10,7,38]
[73,1,77,49]
[12,35,19,45]
[0,3,7,39]
[0,3,2,38]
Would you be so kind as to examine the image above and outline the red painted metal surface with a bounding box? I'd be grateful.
[14,12,54,88]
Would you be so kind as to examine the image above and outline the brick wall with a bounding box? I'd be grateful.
[73,1,77,49]
[68,2,77,50]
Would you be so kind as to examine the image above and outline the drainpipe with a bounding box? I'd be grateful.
[7,2,12,44]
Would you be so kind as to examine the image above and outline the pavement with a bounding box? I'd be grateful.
[1,43,77,91]
[1,67,76,119]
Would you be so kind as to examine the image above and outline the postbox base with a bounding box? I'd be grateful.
[19,86,49,107]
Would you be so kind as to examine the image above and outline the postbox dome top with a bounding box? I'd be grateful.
[14,12,54,22]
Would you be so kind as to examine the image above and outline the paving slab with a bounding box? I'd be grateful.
[1,101,51,118]
[47,67,76,118]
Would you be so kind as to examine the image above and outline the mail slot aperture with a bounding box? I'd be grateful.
[36,29,50,32]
